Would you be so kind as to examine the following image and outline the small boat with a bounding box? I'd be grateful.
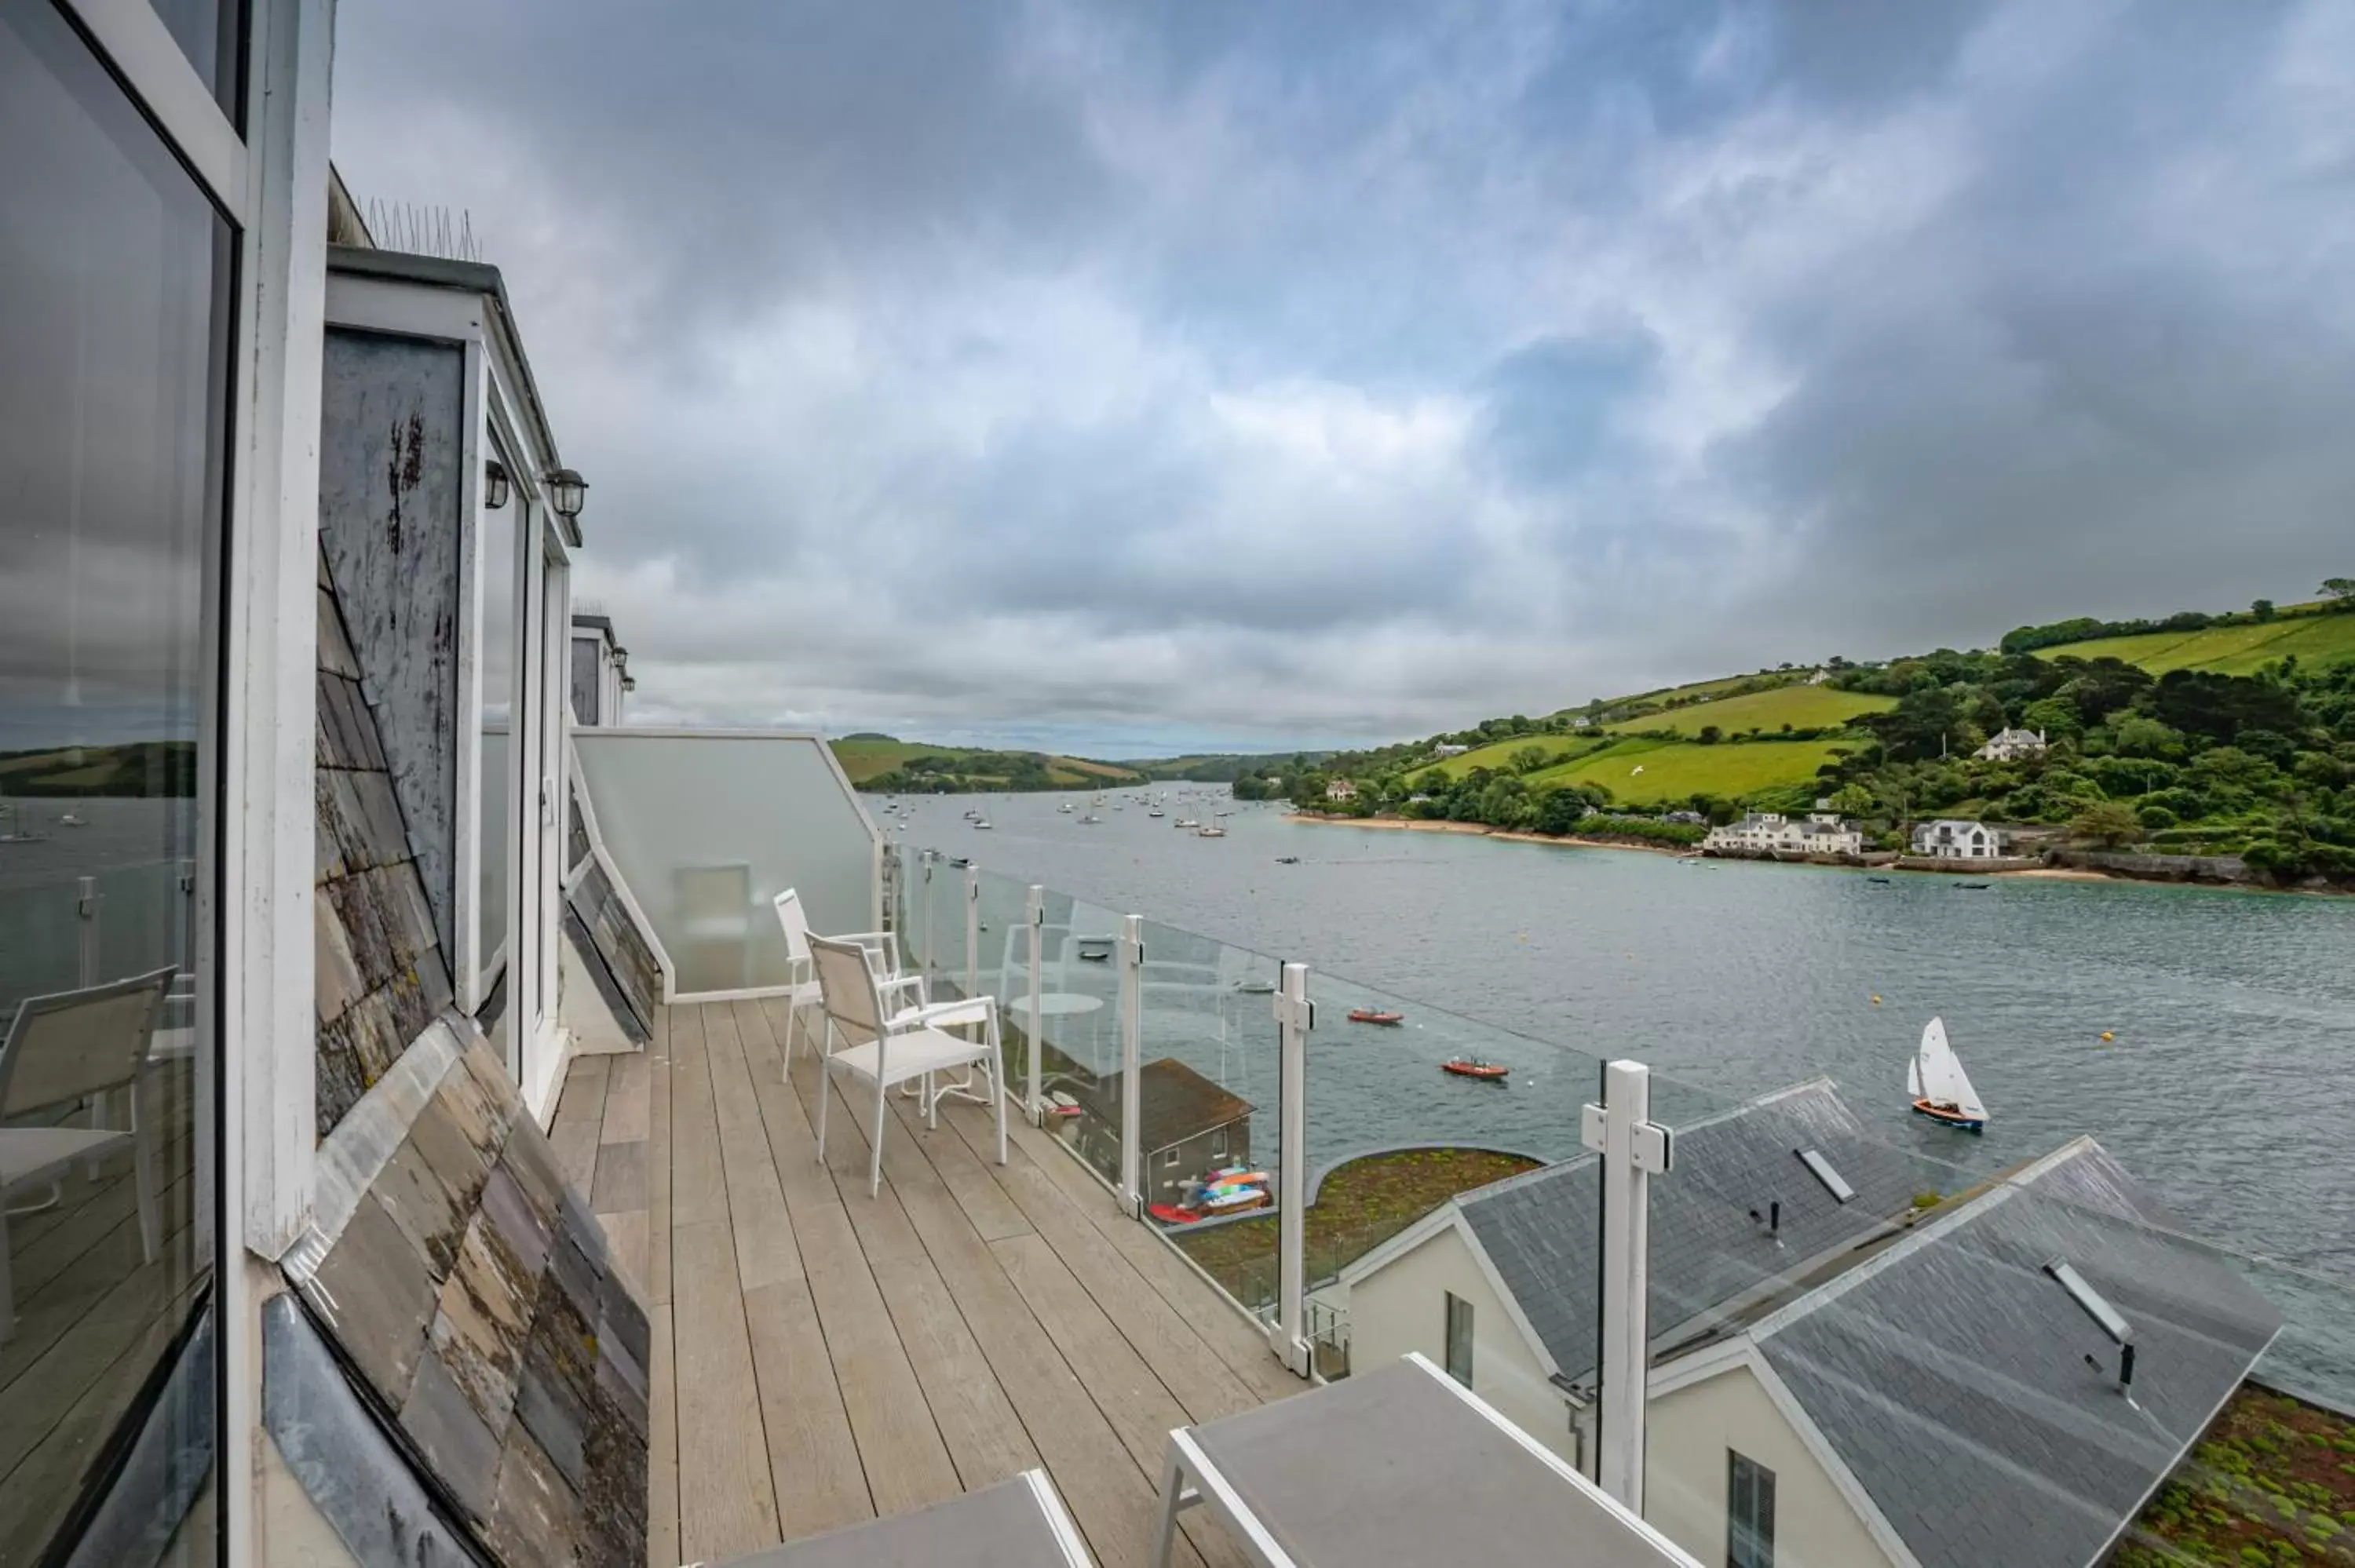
[1953,881,1991,890]
[1196,825,1226,838]
[1275,856,1299,865]
[1148,1202,1203,1225]
[1045,1091,1083,1119]
[1075,936,1115,963]
[1908,1017,1988,1133]
[1175,818,1198,829]
[1079,814,1102,824]
[1347,1008,1404,1026]
[1868,875,1892,884]
[57,812,87,827]
[972,819,991,830]
[1442,1059,1510,1081]
[1148,809,1166,819]
[1234,978,1276,995]
[1059,803,1075,814]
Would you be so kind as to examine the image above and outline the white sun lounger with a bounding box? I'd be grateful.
[700,1468,1092,1566]
[1151,1353,1704,1568]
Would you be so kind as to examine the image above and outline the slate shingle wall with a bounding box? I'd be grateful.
[317,546,456,1138]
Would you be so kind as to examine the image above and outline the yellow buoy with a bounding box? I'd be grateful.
[1871,994,1882,1006]
[2100,1030,2115,1042]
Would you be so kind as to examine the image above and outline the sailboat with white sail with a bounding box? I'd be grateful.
[1907,1016,1988,1133]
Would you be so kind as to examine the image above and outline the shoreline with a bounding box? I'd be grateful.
[1282,812,2342,895]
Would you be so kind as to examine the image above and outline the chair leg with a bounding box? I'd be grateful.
[989,1026,1009,1168]
[816,1053,833,1163]
[781,999,801,1073]
[1150,1443,1187,1568]
[869,1078,888,1199]
[133,1097,159,1264]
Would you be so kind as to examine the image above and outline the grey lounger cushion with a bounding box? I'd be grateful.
[1187,1358,1680,1566]
[706,1471,1089,1567]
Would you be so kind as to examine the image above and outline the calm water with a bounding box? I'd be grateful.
[889,786,2355,1398]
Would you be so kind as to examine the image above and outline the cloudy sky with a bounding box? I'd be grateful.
[330,0,2355,757]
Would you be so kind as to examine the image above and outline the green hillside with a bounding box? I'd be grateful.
[1532,738,1858,806]
[1599,684,1893,738]
[1433,733,1609,779]
[831,737,1142,791]
[2036,611,2355,677]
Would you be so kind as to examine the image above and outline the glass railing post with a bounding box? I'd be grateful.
[76,874,100,987]
[1272,961,1314,1377]
[1024,884,1045,1124]
[1582,1058,1670,1512]
[964,864,980,1002]
[1118,914,1144,1216]
[918,850,937,990]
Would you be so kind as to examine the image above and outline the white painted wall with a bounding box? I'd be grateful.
[1345,1223,1579,1463]
[1646,1362,1896,1568]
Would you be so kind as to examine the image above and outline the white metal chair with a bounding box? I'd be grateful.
[808,933,1008,1198]
[773,888,907,1065]
[1,967,173,1344]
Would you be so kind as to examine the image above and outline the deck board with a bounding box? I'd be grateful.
[594,999,1301,1566]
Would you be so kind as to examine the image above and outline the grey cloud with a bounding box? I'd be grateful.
[331,0,2354,753]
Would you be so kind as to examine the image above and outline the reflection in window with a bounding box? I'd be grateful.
[146,0,246,121]
[479,478,516,985]
[0,3,229,1559]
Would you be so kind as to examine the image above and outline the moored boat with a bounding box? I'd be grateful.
[1442,1058,1509,1080]
[1348,1008,1404,1026]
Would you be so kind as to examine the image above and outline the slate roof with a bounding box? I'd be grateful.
[1078,1057,1254,1155]
[1455,1080,1931,1386]
[1751,1138,2280,1568]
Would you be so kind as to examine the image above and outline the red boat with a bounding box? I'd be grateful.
[1148,1202,1203,1225]
[1348,1008,1405,1026]
[1443,1059,1510,1080]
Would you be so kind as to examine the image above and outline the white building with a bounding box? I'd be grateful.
[1432,743,1471,758]
[1975,726,2048,762]
[1911,819,2006,858]
[1325,778,1359,801]
[1338,1085,2279,1568]
[569,611,633,726]
[1703,808,1864,856]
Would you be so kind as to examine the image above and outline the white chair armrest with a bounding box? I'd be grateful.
[878,973,929,999]
[897,995,994,1030]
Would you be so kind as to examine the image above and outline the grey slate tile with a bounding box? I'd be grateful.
[430,1204,542,1432]
[400,1347,502,1526]
[316,894,367,1026]
[487,1422,582,1568]
[305,1189,439,1397]
[373,1106,478,1281]
[317,584,363,678]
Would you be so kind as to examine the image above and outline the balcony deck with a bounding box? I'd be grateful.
[550,997,1301,1568]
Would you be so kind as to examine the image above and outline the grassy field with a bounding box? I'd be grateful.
[1601,684,1893,738]
[1432,733,1614,779]
[2039,611,2355,676]
[1531,737,1855,804]
[1554,670,1779,718]
[829,737,1142,788]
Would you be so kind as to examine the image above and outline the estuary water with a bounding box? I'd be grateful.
[889,787,2355,1399]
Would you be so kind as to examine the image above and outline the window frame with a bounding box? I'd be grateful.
[1727,1449,1776,1568]
[1443,1290,1474,1387]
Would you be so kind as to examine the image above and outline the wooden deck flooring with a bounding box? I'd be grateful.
[550,999,1301,1568]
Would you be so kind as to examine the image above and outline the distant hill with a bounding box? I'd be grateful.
[2030,604,2355,677]
[0,741,196,797]
[831,737,1144,793]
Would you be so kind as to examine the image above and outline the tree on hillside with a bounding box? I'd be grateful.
[2070,800,2142,848]
[1828,784,1876,817]
[2321,578,2354,607]
[1509,745,1551,775]
[2252,599,2276,622]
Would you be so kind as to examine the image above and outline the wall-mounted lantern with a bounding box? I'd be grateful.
[484,458,511,510]
[545,467,588,520]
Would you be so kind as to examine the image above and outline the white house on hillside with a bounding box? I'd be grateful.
[1703,808,1864,856]
[1432,743,1471,758]
[1336,1082,2280,1568]
[1911,819,2005,858]
[1325,778,1358,801]
[1975,726,2048,761]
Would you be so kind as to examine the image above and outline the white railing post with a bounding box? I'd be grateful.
[918,850,937,990]
[1024,884,1045,1123]
[1272,962,1313,1377]
[1117,914,1144,1215]
[964,864,980,1002]
[1583,1059,1672,1512]
[77,874,100,988]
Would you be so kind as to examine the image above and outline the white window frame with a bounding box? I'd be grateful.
[53,2,335,1563]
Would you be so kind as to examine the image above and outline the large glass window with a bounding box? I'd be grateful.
[1444,1290,1474,1387]
[477,468,517,990]
[0,2,232,1560]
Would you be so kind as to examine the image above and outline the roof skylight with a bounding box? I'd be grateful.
[1795,1147,1854,1204]
[2044,1259,2132,1345]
